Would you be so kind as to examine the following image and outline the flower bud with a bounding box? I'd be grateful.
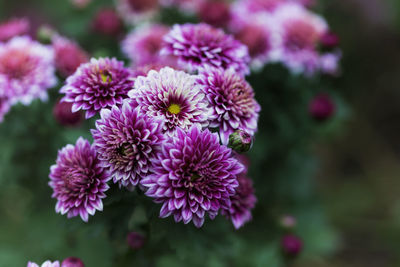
[281,234,303,257]
[127,232,146,250]
[228,130,253,153]
[61,257,85,267]
[309,93,336,121]
[53,100,83,127]
[36,25,56,44]
[198,1,231,28]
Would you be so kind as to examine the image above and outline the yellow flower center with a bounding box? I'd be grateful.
[100,72,112,83]
[167,103,181,115]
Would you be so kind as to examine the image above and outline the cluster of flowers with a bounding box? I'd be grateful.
[0,17,89,123]
[50,48,259,228]
[118,0,340,76]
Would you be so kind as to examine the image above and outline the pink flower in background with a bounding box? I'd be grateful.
[61,257,85,267]
[122,24,169,66]
[162,23,250,75]
[52,35,89,77]
[92,8,123,36]
[160,0,204,13]
[274,3,328,74]
[319,51,341,76]
[49,137,110,222]
[53,99,83,127]
[309,93,336,121]
[0,18,29,42]
[70,0,91,9]
[197,0,231,28]
[116,0,159,25]
[27,261,60,267]
[233,0,285,15]
[0,36,57,105]
[230,13,279,68]
[141,126,243,227]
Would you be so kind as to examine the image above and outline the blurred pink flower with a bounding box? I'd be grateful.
[0,18,29,42]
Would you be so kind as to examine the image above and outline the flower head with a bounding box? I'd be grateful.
[27,261,60,267]
[308,93,336,121]
[141,126,244,227]
[127,232,146,250]
[91,102,165,187]
[128,67,210,136]
[196,67,260,144]
[52,35,89,77]
[281,234,303,257]
[161,23,250,75]
[0,18,29,42]
[197,1,231,28]
[122,24,170,66]
[60,57,134,118]
[233,0,285,15]
[0,36,56,105]
[49,137,110,222]
[92,8,123,36]
[222,172,256,229]
[53,99,83,127]
[274,3,328,74]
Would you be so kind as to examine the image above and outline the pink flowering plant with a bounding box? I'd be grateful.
[0,0,345,266]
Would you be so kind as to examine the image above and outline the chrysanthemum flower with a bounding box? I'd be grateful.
[27,261,60,267]
[222,173,256,229]
[52,35,89,77]
[161,23,250,75]
[60,57,134,119]
[274,3,328,74]
[196,67,260,144]
[141,126,244,227]
[49,137,110,222]
[116,0,159,25]
[122,24,170,66]
[0,36,56,105]
[230,13,279,68]
[92,8,123,36]
[197,1,231,28]
[128,67,210,136]
[233,0,285,15]
[0,18,29,42]
[91,102,165,187]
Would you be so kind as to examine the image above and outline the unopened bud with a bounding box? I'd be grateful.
[228,130,253,153]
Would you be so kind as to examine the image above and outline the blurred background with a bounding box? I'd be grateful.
[1,0,400,266]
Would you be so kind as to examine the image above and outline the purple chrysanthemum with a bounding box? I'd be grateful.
[141,126,244,227]
[122,24,170,66]
[52,35,89,78]
[27,261,60,267]
[0,36,57,105]
[161,23,250,75]
[196,67,260,144]
[128,67,210,136]
[91,102,165,187]
[222,173,256,229]
[60,58,134,118]
[0,18,29,42]
[49,137,110,222]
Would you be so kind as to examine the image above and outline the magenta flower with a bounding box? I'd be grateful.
[60,57,134,119]
[0,36,56,105]
[92,8,123,36]
[0,18,29,42]
[128,67,210,136]
[161,23,250,75]
[61,257,85,267]
[196,67,260,144]
[141,126,244,227]
[197,1,231,28]
[233,0,285,15]
[222,173,256,229]
[91,102,165,187]
[27,261,60,267]
[122,24,170,66]
[274,3,328,74]
[49,137,110,222]
[52,35,89,78]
